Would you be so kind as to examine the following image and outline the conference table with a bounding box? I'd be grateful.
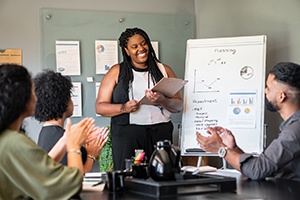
[79,173,300,200]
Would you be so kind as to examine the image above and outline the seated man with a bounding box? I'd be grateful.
[34,70,108,172]
[196,62,300,181]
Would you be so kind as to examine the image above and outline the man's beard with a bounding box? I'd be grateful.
[265,98,279,112]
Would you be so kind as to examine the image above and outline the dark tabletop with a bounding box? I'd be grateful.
[79,174,300,200]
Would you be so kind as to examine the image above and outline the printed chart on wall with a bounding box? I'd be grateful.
[181,35,267,156]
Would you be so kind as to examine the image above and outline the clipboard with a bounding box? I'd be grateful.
[139,77,188,105]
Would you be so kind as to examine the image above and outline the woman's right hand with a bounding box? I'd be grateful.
[121,100,140,113]
[65,118,95,150]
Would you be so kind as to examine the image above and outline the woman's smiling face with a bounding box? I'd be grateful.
[125,34,149,68]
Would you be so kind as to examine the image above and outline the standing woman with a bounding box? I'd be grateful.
[95,27,183,170]
[0,64,94,199]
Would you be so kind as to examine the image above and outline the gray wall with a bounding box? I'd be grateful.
[1,0,300,149]
[0,0,195,143]
[195,0,300,147]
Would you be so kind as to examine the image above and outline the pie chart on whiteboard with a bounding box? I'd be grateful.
[233,107,241,115]
[240,66,254,80]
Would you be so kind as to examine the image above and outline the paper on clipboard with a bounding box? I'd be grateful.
[139,77,188,105]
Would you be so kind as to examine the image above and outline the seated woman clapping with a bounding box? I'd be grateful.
[33,70,108,172]
[0,64,95,199]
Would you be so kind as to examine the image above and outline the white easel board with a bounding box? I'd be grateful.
[180,35,266,155]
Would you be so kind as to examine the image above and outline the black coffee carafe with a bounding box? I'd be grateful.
[149,140,182,181]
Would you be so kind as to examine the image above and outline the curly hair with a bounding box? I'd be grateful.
[0,64,32,133]
[118,27,163,88]
[33,70,73,122]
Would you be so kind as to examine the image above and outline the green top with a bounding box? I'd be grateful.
[0,129,82,199]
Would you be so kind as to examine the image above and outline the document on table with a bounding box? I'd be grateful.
[82,172,106,192]
[82,182,105,192]
[181,165,217,174]
[139,77,188,105]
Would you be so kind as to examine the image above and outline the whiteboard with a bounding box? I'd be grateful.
[180,35,266,156]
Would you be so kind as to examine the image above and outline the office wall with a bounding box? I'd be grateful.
[194,0,300,146]
[1,0,195,74]
[0,0,196,143]
[2,0,300,149]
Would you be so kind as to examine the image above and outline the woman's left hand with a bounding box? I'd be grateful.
[145,89,165,104]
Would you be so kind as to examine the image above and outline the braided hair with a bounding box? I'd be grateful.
[118,27,164,88]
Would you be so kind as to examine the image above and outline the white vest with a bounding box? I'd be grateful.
[129,63,171,125]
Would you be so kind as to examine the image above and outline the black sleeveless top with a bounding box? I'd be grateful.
[111,62,130,125]
[111,62,165,125]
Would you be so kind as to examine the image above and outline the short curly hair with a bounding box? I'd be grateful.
[33,70,73,122]
[0,64,32,133]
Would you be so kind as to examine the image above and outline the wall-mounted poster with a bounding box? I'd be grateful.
[151,41,159,59]
[56,41,81,76]
[71,82,82,117]
[0,49,22,65]
[95,40,118,74]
